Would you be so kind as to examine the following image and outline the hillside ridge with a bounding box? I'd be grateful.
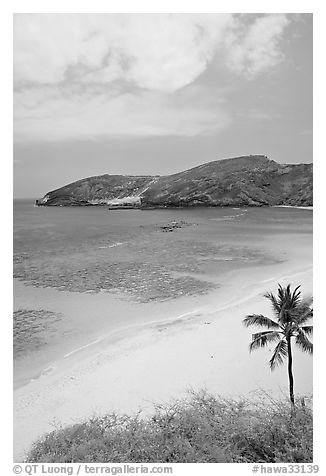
[36,155,313,208]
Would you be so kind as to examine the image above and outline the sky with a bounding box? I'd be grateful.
[13,13,312,198]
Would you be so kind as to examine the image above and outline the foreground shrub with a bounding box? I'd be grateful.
[27,391,313,463]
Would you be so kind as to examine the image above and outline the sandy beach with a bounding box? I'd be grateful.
[14,255,313,461]
[273,206,313,210]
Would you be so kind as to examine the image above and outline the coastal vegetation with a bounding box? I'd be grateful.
[243,284,313,405]
[26,391,312,463]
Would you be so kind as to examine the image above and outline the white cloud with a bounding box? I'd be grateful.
[226,14,290,77]
[13,13,291,143]
[14,13,290,91]
[14,13,234,92]
[14,84,231,142]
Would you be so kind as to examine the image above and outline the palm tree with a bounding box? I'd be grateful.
[243,284,313,405]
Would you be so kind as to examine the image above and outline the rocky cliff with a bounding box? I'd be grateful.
[37,155,313,207]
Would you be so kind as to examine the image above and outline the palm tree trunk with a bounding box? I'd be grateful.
[287,336,295,405]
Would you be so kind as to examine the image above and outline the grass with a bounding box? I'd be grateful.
[26,390,313,463]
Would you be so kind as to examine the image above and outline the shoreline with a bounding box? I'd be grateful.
[14,258,313,461]
[13,277,221,390]
[272,205,313,210]
[14,254,309,391]
[34,202,313,210]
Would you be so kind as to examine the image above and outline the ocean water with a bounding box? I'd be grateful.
[13,200,312,387]
[14,200,312,297]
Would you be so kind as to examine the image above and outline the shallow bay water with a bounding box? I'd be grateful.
[13,200,312,389]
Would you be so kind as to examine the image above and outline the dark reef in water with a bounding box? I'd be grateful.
[36,155,313,208]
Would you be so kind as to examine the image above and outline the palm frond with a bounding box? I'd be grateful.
[264,284,302,322]
[276,284,302,324]
[277,285,286,303]
[269,338,288,370]
[264,291,281,315]
[243,314,280,329]
[291,302,313,325]
[301,325,313,335]
[290,285,302,308]
[295,329,313,354]
[249,331,281,352]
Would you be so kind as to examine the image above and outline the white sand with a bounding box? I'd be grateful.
[13,258,313,461]
[273,205,313,210]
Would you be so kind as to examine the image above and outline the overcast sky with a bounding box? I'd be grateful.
[13,13,312,198]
